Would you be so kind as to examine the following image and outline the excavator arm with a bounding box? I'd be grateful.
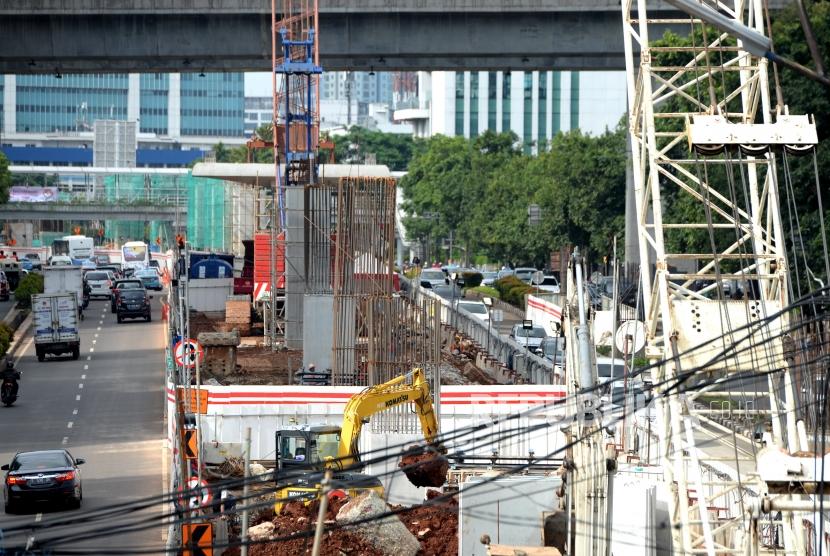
[334,368,438,469]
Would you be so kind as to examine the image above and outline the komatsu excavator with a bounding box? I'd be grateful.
[274,368,445,509]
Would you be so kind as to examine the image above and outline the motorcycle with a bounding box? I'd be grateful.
[1,377,18,407]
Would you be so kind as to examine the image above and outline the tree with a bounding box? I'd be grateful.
[0,153,11,203]
[332,126,417,171]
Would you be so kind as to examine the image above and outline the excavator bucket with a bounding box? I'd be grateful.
[399,444,449,488]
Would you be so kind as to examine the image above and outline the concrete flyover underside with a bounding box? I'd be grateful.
[0,0,791,73]
[0,203,178,222]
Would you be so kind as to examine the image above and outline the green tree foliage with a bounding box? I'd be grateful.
[0,153,11,203]
[14,272,44,309]
[401,127,627,267]
[0,322,13,358]
[332,126,417,171]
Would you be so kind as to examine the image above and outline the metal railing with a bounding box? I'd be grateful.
[402,276,556,385]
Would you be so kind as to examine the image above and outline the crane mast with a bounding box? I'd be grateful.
[620,0,818,553]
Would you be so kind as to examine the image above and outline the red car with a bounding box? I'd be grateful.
[0,271,9,301]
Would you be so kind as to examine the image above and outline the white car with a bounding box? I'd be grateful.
[510,323,547,350]
[455,300,489,322]
[84,270,113,299]
[535,275,561,293]
[419,269,447,289]
[48,255,73,267]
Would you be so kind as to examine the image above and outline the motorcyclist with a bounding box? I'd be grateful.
[1,360,20,398]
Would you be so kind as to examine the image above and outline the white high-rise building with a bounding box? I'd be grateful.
[394,71,627,153]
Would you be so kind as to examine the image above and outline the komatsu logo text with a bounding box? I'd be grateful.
[385,394,409,408]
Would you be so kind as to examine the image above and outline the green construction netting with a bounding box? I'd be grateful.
[101,173,226,251]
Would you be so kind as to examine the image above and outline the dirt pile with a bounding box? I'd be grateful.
[400,446,449,488]
[398,489,459,556]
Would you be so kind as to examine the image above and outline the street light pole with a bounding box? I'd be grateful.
[483,296,493,354]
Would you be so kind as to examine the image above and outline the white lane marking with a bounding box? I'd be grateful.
[76,395,81,401]
[92,339,97,345]
[12,335,34,367]
[97,326,101,331]
[83,364,88,370]
[94,333,99,338]
[99,320,104,325]
[81,374,86,379]
[35,513,42,522]
[79,383,84,389]
[61,437,68,445]
[87,356,92,361]
[72,409,78,415]
[67,422,73,429]
[89,347,94,353]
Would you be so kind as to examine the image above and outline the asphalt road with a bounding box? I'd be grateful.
[0,297,16,320]
[0,294,167,554]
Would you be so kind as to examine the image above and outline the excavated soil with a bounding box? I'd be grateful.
[397,489,459,556]
[224,492,459,556]
[399,447,450,488]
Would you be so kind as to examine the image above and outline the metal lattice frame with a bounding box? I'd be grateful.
[621,1,806,553]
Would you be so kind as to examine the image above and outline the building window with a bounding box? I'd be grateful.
[502,73,511,133]
[538,72,548,151]
[523,72,533,154]
[469,72,479,139]
[553,72,562,136]
[487,72,497,131]
[570,72,580,131]
[455,72,464,137]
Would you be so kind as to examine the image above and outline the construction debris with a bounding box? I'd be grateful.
[248,522,276,541]
[400,446,449,488]
[398,489,459,556]
[336,491,420,556]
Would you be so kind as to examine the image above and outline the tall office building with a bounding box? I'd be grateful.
[1,72,245,166]
[395,70,627,153]
[320,71,394,105]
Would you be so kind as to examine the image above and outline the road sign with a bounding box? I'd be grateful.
[491,309,504,323]
[174,339,204,368]
[531,270,545,285]
[614,320,646,355]
[177,387,208,414]
[183,429,198,460]
[183,522,213,556]
[178,476,212,512]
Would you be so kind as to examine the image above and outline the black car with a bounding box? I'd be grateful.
[3,449,84,512]
[111,279,145,312]
[116,289,152,323]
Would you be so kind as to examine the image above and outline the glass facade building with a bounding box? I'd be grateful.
[397,70,626,154]
[180,73,244,137]
[2,71,245,145]
[15,74,129,133]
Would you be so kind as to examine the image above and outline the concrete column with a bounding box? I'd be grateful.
[127,73,140,122]
[510,71,523,138]
[478,71,488,134]
[546,71,554,143]
[4,75,16,136]
[284,187,306,350]
[560,72,572,131]
[462,71,470,138]
[624,134,639,268]
[168,73,181,139]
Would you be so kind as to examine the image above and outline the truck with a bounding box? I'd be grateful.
[43,266,84,307]
[33,293,81,361]
[274,368,445,510]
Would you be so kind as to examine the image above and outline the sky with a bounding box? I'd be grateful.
[244,72,273,97]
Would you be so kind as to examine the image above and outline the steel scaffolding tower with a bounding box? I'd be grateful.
[267,0,322,347]
[621,0,818,553]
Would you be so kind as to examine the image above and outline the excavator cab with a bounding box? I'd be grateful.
[276,425,342,469]
[274,425,382,511]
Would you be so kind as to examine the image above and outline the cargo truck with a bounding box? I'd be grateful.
[32,293,81,361]
[43,266,84,307]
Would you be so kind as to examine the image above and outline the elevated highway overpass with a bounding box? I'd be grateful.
[0,0,791,74]
[0,203,179,222]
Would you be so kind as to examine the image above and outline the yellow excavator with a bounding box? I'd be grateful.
[274,368,444,509]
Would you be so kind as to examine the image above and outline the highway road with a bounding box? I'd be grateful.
[0,294,167,554]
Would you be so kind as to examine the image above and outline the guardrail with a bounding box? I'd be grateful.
[401,275,557,385]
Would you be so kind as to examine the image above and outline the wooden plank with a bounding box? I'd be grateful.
[487,546,561,556]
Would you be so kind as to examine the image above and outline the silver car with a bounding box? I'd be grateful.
[84,271,113,299]
[510,324,547,350]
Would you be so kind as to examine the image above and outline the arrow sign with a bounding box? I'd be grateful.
[183,429,198,460]
[183,522,213,556]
